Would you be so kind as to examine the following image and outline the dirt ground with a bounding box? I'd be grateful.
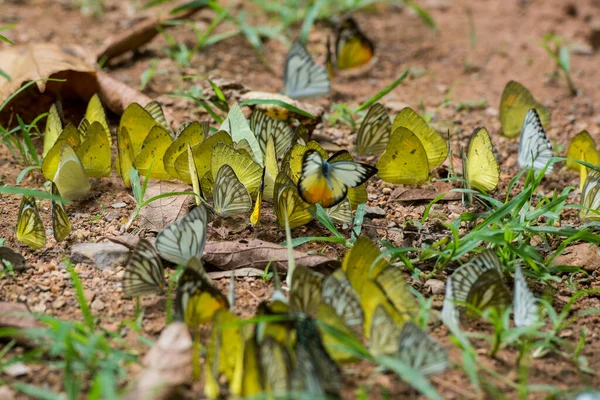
[2,0,600,398]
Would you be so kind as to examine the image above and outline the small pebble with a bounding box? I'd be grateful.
[111,202,127,209]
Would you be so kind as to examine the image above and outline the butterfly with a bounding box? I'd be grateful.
[374,265,419,319]
[43,103,64,157]
[220,104,263,165]
[174,257,229,328]
[250,110,294,159]
[298,149,377,208]
[134,125,173,180]
[50,182,71,242]
[144,100,172,135]
[156,205,208,265]
[393,107,447,168]
[325,198,353,225]
[513,265,539,328]
[500,80,550,138]
[177,130,233,185]
[376,127,429,184]
[121,238,165,298]
[397,322,449,376]
[332,17,375,71]
[580,168,600,221]
[76,121,112,178]
[315,302,361,364]
[52,143,90,201]
[282,40,331,99]
[250,168,266,226]
[450,249,511,317]
[462,127,500,194]
[321,268,364,330]
[289,265,324,315]
[163,121,206,181]
[274,171,314,229]
[83,94,111,145]
[211,143,263,197]
[441,276,460,333]
[41,123,81,181]
[116,126,134,187]
[213,164,252,217]
[566,131,600,190]
[118,102,164,157]
[517,108,554,174]
[369,305,401,356]
[356,102,391,156]
[16,196,46,249]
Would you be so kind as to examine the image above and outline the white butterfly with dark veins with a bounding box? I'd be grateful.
[513,264,539,328]
[282,40,331,99]
[517,108,554,174]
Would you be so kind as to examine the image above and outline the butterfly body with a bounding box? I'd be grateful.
[298,150,377,208]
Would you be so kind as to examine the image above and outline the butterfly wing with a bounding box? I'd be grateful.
[581,169,600,221]
[156,205,208,265]
[116,126,135,187]
[297,150,342,207]
[356,103,391,156]
[289,266,324,315]
[274,171,314,228]
[134,125,173,180]
[85,94,111,146]
[517,108,554,174]
[499,80,550,138]
[321,268,364,330]
[43,103,63,157]
[122,239,165,298]
[282,40,330,99]
[76,121,112,178]
[324,198,353,225]
[53,143,90,201]
[213,164,252,217]
[369,305,401,356]
[144,100,172,136]
[51,183,71,242]
[513,265,539,328]
[16,196,46,249]
[566,130,600,172]
[250,111,294,158]
[163,121,205,181]
[211,143,263,196]
[335,17,375,70]
[376,127,429,184]
[466,127,500,191]
[397,322,449,376]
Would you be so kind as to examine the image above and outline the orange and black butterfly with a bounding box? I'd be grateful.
[327,17,375,74]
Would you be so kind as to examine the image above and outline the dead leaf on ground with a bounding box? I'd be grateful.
[208,268,265,279]
[137,181,193,232]
[0,302,43,347]
[0,247,26,271]
[96,4,206,63]
[203,239,339,273]
[123,322,192,400]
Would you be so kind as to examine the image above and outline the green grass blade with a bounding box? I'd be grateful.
[298,0,326,45]
[239,99,315,120]
[66,260,95,330]
[355,70,409,112]
[0,185,69,203]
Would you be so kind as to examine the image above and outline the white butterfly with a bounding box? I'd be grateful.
[155,205,208,265]
[517,108,554,174]
[441,276,460,334]
[397,322,448,376]
[580,168,600,221]
[282,40,331,99]
[513,265,539,328]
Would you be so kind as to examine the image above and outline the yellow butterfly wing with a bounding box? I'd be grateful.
[144,100,172,134]
[289,265,324,315]
[263,134,279,200]
[328,150,369,209]
[116,126,134,187]
[51,183,71,242]
[174,130,233,185]
[213,164,252,217]
[41,124,82,180]
[274,171,314,228]
[250,168,266,226]
[119,103,160,156]
[134,125,173,180]
[566,131,600,171]
[84,94,111,146]
[316,303,361,363]
[76,121,112,178]
[281,140,327,184]
[16,196,46,249]
[211,143,262,196]
[250,110,294,158]
[376,126,429,184]
[342,236,388,296]
[374,266,419,320]
[163,121,205,180]
[392,107,447,168]
[325,198,353,225]
[43,103,63,157]
[335,17,375,70]
[53,143,90,201]
[187,144,202,206]
[356,102,391,156]
[499,80,550,138]
[369,305,401,356]
[466,127,500,192]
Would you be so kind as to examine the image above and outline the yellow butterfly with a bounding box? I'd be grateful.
[580,168,600,221]
[356,102,391,156]
[274,171,314,229]
[50,182,71,242]
[16,196,46,249]
[499,80,550,138]
[118,103,162,156]
[250,168,266,226]
[121,238,165,298]
[392,107,448,168]
[42,103,63,157]
[462,127,500,193]
[376,126,429,184]
[325,198,353,225]
[84,94,111,146]
[316,302,361,363]
[369,305,401,356]
[76,121,112,178]
[134,125,173,180]
[567,131,600,190]
[211,143,263,196]
[163,121,206,181]
[213,164,252,217]
[41,123,81,181]
[116,126,134,187]
[175,256,229,330]
[250,110,294,158]
[332,17,375,71]
[289,265,324,315]
[176,130,233,185]
[298,149,377,208]
[52,143,90,201]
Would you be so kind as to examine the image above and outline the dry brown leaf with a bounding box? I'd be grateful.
[0,43,96,105]
[96,5,206,63]
[389,187,462,202]
[0,247,26,271]
[138,181,193,232]
[0,302,43,347]
[123,322,192,400]
[203,239,339,273]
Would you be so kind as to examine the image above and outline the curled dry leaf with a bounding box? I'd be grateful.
[124,322,192,400]
[0,302,43,347]
[0,246,26,271]
[203,239,339,273]
[138,181,193,232]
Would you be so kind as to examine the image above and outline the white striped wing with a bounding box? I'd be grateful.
[282,40,331,99]
[513,265,539,327]
[156,205,208,265]
[517,108,554,174]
